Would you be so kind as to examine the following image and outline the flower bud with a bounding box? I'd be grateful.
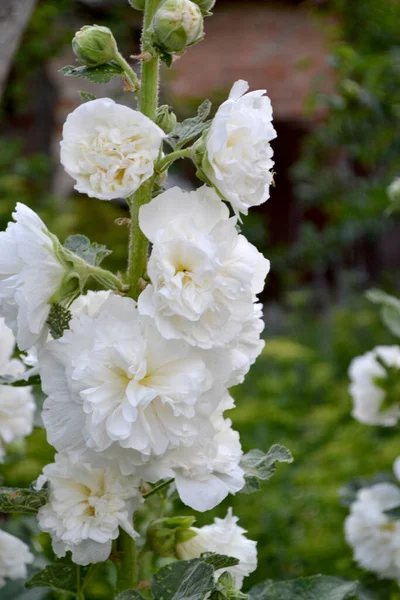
[156,105,177,134]
[151,0,204,54]
[192,0,216,14]
[128,0,146,10]
[147,516,197,558]
[72,25,118,68]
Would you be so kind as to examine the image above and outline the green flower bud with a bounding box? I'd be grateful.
[151,0,204,54]
[72,25,118,67]
[128,0,146,10]
[147,516,197,558]
[192,0,216,14]
[156,105,177,134]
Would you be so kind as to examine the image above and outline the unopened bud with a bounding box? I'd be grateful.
[72,25,118,68]
[156,105,177,134]
[128,0,146,10]
[192,0,216,14]
[147,516,196,558]
[151,0,204,54]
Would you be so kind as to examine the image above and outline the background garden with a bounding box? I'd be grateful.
[1,0,400,598]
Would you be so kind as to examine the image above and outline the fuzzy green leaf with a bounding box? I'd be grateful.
[79,91,97,103]
[64,234,112,267]
[60,62,123,83]
[0,487,48,514]
[152,558,215,600]
[248,576,359,600]
[166,100,212,149]
[240,445,293,494]
[201,553,240,571]
[366,289,400,337]
[116,592,146,600]
[0,373,41,387]
[26,560,85,594]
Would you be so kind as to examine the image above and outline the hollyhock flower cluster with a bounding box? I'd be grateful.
[0,318,35,461]
[345,458,400,582]
[0,529,33,588]
[176,508,257,588]
[348,345,400,426]
[60,98,164,201]
[0,75,272,572]
[199,80,276,216]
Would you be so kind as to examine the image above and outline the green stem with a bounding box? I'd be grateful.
[156,148,192,173]
[143,478,174,499]
[126,0,162,300]
[116,54,140,92]
[116,529,137,594]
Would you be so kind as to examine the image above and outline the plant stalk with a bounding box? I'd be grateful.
[126,0,162,300]
[156,148,192,173]
[116,529,137,594]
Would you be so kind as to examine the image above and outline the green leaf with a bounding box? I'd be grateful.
[166,100,212,150]
[64,234,112,267]
[47,303,72,340]
[201,553,240,571]
[79,91,97,103]
[0,486,48,514]
[248,576,359,600]
[60,62,124,84]
[240,445,293,494]
[116,592,146,600]
[0,373,41,387]
[384,505,400,520]
[26,560,85,594]
[152,558,215,600]
[366,289,400,337]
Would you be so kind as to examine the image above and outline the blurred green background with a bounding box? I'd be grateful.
[1,0,400,598]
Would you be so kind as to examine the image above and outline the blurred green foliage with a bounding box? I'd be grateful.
[291,0,400,271]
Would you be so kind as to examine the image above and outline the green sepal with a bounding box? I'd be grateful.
[0,486,48,514]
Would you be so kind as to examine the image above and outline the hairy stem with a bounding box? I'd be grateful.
[126,0,162,300]
[143,478,174,499]
[116,54,140,92]
[156,148,192,173]
[116,529,137,594]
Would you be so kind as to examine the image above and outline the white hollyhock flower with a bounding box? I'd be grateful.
[0,530,33,588]
[202,80,276,215]
[228,302,265,387]
[138,186,269,349]
[37,454,142,566]
[60,98,164,201]
[40,294,230,474]
[142,398,244,512]
[70,290,112,318]
[345,479,400,581]
[0,203,66,350]
[177,508,257,589]
[348,345,400,426]
[0,318,35,459]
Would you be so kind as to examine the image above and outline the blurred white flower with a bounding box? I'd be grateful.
[201,80,276,215]
[60,98,164,200]
[138,186,269,349]
[0,530,33,588]
[345,475,400,582]
[40,294,231,474]
[0,318,35,459]
[0,203,66,350]
[70,289,112,318]
[177,508,257,588]
[37,454,142,565]
[348,345,400,426]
